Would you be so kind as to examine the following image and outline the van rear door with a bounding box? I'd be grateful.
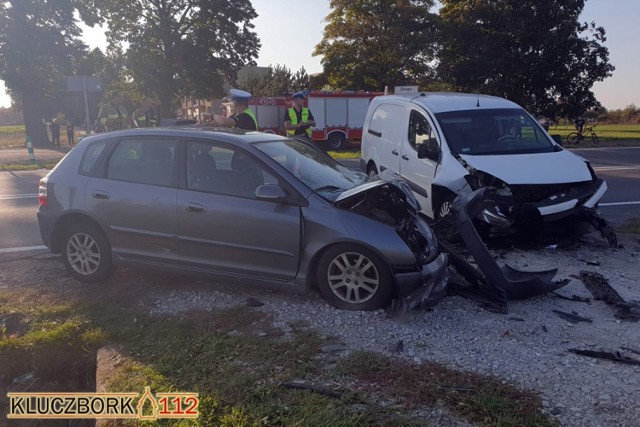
[364,103,407,175]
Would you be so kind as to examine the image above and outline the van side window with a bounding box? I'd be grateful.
[368,104,405,141]
[408,110,434,150]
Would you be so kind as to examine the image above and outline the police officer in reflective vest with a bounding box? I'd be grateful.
[132,98,158,128]
[284,91,316,139]
[213,89,258,131]
[97,91,129,132]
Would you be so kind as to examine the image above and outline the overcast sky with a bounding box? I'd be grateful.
[1,0,637,110]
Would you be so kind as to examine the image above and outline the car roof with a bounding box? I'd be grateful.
[375,92,522,113]
[83,126,288,146]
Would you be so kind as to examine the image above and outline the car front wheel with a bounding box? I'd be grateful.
[316,244,394,310]
[61,223,114,283]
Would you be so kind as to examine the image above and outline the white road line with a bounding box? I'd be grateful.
[600,201,640,207]
[0,194,37,200]
[0,245,47,254]
[572,146,640,151]
[594,166,640,171]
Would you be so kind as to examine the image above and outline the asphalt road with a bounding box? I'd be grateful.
[0,147,639,254]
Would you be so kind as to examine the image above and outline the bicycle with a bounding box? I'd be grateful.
[567,125,599,145]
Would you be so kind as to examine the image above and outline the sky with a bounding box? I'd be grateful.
[1,0,638,110]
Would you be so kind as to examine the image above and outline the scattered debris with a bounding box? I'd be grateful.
[387,340,404,353]
[620,346,640,356]
[553,310,593,324]
[245,297,265,308]
[507,317,525,322]
[321,344,347,354]
[579,271,640,322]
[438,386,475,393]
[569,349,640,366]
[578,258,601,266]
[551,292,591,303]
[280,381,344,398]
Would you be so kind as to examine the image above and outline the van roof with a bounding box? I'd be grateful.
[376,92,521,113]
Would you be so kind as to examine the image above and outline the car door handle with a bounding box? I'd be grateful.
[391,149,399,156]
[185,202,207,213]
[92,190,110,200]
[401,154,409,161]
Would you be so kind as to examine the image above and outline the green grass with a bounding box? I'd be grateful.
[328,150,361,159]
[0,125,25,133]
[548,124,640,142]
[0,162,58,171]
[619,218,640,234]
[0,265,556,427]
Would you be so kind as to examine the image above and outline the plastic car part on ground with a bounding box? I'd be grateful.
[437,188,571,313]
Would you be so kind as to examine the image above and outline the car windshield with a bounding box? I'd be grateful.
[435,108,557,155]
[254,139,367,200]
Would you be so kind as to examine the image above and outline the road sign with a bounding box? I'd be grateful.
[394,86,419,94]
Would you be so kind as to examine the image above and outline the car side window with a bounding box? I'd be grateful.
[79,139,109,176]
[408,110,434,150]
[186,141,277,198]
[106,138,177,187]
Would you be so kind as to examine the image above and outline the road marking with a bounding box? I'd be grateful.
[600,201,640,207]
[0,193,37,200]
[0,245,47,254]
[594,165,640,171]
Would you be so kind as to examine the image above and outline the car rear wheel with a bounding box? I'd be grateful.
[61,223,113,283]
[316,244,394,310]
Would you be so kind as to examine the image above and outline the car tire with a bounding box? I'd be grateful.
[327,133,345,150]
[316,244,394,311]
[61,223,114,283]
[566,132,579,145]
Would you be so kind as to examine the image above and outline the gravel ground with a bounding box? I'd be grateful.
[149,235,640,427]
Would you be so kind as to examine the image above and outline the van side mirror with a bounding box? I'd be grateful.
[551,134,563,146]
[255,184,287,203]
[417,139,440,161]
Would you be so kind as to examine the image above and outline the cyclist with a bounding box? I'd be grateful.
[574,117,586,135]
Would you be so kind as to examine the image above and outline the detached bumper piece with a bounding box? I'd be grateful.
[444,189,569,313]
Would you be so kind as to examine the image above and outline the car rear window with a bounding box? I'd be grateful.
[79,139,110,176]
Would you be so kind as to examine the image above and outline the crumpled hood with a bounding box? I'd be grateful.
[459,150,593,184]
[334,170,421,212]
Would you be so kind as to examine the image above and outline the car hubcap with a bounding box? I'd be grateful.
[66,232,101,276]
[327,252,379,304]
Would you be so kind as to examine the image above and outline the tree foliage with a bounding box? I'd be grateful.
[237,65,309,97]
[437,0,614,118]
[0,0,93,145]
[92,0,260,116]
[314,0,439,91]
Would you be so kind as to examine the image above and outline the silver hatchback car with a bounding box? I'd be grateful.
[37,128,448,310]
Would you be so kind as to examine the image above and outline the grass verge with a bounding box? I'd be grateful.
[0,162,58,171]
[328,149,361,160]
[619,218,640,234]
[0,263,556,426]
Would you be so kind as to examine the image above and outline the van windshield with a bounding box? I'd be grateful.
[435,108,557,156]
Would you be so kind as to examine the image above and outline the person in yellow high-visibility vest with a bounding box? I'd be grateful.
[213,89,258,131]
[284,92,315,139]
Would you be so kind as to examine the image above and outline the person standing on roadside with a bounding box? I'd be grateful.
[284,92,315,139]
[97,91,129,132]
[50,119,61,147]
[66,122,75,146]
[213,89,258,131]
[132,98,158,128]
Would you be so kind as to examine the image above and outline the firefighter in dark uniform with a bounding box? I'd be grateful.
[132,98,158,128]
[284,91,316,139]
[213,89,258,131]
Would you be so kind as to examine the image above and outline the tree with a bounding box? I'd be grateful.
[314,0,439,91]
[0,0,92,146]
[437,0,614,118]
[92,0,260,117]
[237,65,309,97]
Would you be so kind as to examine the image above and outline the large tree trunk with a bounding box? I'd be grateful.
[21,91,51,148]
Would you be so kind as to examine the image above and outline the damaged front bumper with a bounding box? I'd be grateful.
[391,252,450,313]
[521,179,608,222]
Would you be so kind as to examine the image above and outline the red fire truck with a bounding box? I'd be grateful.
[233,91,382,149]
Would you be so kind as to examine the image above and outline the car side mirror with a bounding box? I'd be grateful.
[551,134,563,146]
[417,139,440,161]
[255,184,288,203]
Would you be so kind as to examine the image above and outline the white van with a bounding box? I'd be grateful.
[360,93,608,228]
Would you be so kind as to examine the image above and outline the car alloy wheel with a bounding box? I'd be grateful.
[317,244,393,310]
[327,252,379,304]
[66,232,101,276]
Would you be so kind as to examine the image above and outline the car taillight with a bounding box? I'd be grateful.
[38,178,48,206]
